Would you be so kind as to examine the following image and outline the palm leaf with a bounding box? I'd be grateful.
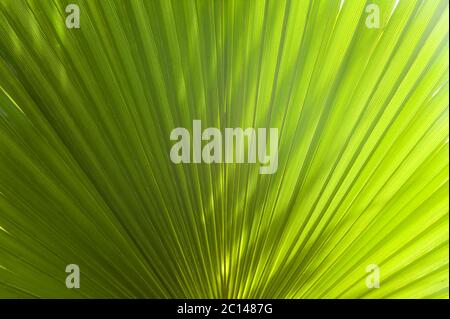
[0,0,448,298]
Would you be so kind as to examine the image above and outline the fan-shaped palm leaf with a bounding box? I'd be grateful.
[0,0,448,298]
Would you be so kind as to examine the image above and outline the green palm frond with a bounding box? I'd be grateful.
[0,0,448,298]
